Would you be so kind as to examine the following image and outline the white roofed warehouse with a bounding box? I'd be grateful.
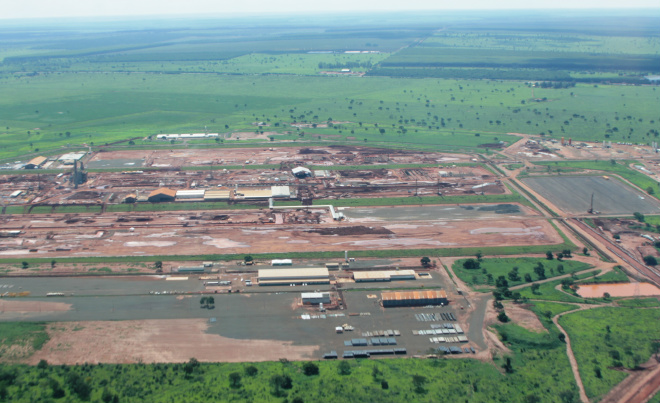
[257,268,329,286]
[301,292,331,305]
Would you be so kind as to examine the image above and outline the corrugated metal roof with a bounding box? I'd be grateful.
[258,267,329,279]
[176,190,205,197]
[204,190,231,200]
[27,156,47,166]
[270,185,290,197]
[148,188,176,198]
[381,289,447,301]
[237,189,272,198]
[301,292,329,299]
[353,270,416,281]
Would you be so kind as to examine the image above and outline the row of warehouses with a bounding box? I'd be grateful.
[256,268,418,286]
[16,152,86,170]
[138,185,292,203]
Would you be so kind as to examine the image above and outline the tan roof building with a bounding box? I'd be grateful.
[148,188,176,202]
[381,290,448,307]
[25,156,47,169]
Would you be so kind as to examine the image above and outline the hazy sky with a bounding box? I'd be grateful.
[2,0,659,19]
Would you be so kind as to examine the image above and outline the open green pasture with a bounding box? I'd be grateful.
[1,68,658,160]
[559,307,660,401]
[380,47,660,72]
[0,322,49,361]
[510,270,601,303]
[422,31,660,55]
[615,298,660,308]
[452,257,591,289]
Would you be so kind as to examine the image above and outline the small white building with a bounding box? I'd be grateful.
[271,259,293,266]
[301,292,331,305]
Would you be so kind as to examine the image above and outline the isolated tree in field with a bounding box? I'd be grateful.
[508,267,521,282]
[531,283,541,295]
[51,260,56,268]
[644,255,658,266]
[498,311,509,323]
[244,255,254,264]
[557,264,564,274]
[583,247,589,255]
[420,256,431,267]
[534,263,546,280]
[245,365,258,377]
[228,372,242,388]
[21,261,28,269]
[495,276,508,289]
[603,292,611,300]
[546,251,554,260]
[562,249,572,258]
[556,252,564,261]
[524,273,532,282]
[302,362,319,376]
[502,357,514,373]
[463,258,480,270]
[154,261,163,270]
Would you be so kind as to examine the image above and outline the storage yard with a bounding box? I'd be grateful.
[522,175,660,215]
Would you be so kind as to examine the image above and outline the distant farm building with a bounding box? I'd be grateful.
[25,156,47,169]
[257,268,330,286]
[175,189,205,200]
[271,259,293,266]
[58,152,86,165]
[381,290,448,307]
[292,167,312,178]
[301,292,331,305]
[353,270,416,282]
[204,189,231,201]
[148,188,176,202]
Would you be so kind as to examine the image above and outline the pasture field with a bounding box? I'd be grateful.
[0,322,49,361]
[559,307,660,401]
[1,72,658,160]
[616,298,660,307]
[511,271,602,303]
[1,11,659,160]
[452,257,592,289]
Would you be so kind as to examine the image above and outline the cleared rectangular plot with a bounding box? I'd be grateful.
[523,175,660,215]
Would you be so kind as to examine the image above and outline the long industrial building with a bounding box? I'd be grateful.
[258,268,330,286]
[381,290,448,307]
[353,270,416,282]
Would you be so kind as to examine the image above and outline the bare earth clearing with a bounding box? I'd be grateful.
[28,319,319,365]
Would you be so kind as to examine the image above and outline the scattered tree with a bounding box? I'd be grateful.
[245,365,258,376]
[420,256,431,267]
[302,362,319,376]
[524,273,533,282]
[546,251,554,260]
[497,311,509,323]
[462,258,480,270]
[534,263,546,280]
[634,212,645,223]
[583,247,589,255]
[644,255,658,266]
[21,261,28,269]
[531,283,541,295]
[557,264,565,274]
[502,357,514,373]
[228,372,242,388]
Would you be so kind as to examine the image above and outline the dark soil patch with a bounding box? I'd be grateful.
[308,226,394,236]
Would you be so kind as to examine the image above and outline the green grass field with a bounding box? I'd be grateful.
[0,322,49,361]
[559,307,660,401]
[452,257,591,290]
[615,298,660,308]
[511,270,601,303]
